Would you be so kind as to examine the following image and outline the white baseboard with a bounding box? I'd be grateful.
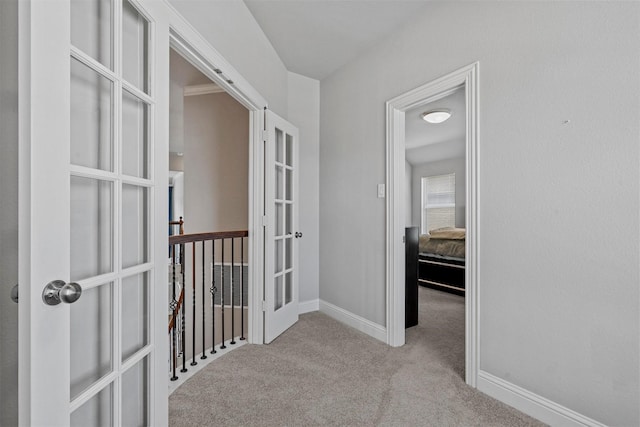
[299,299,319,314]
[319,300,387,343]
[477,371,605,427]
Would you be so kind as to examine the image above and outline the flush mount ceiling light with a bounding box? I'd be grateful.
[421,109,451,124]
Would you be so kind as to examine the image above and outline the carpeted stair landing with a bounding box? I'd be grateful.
[169,287,545,426]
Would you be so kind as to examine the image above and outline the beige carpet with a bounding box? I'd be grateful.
[169,287,545,426]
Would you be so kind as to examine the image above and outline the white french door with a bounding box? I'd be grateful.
[264,111,300,343]
[19,0,169,425]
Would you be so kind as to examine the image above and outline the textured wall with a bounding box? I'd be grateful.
[287,72,320,305]
[319,2,639,425]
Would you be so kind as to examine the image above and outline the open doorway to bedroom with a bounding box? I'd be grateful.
[404,86,467,378]
[386,62,479,386]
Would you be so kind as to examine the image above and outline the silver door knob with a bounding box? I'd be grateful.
[42,280,82,306]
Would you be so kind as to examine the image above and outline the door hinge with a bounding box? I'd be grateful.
[262,215,268,227]
[262,300,267,311]
[261,130,269,141]
[402,235,406,243]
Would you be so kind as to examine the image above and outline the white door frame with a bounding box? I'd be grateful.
[165,5,268,345]
[385,62,480,387]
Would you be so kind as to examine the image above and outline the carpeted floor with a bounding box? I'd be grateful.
[169,286,545,426]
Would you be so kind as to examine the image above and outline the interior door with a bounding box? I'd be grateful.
[19,0,168,425]
[264,111,300,343]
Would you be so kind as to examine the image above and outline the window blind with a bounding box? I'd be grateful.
[421,173,455,233]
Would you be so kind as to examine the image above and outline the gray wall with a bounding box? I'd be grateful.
[169,0,288,118]
[184,92,249,234]
[319,2,639,425]
[411,156,465,230]
[0,0,18,424]
[287,72,320,304]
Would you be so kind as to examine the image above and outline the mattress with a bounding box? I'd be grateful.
[419,229,466,259]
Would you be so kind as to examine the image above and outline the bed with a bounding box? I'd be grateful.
[418,227,466,295]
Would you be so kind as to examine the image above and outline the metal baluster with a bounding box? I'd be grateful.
[201,241,207,360]
[180,243,187,373]
[170,247,178,381]
[220,238,226,350]
[230,238,236,345]
[190,242,197,367]
[240,236,245,340]
[210,239,217,354]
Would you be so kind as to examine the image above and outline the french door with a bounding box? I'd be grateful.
[19,0,169,425]
[264,111,300,343]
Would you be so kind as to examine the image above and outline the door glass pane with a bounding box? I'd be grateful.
[275,128,283,163]
[122,90,149,178]
[71,283,113,399]
[285,133,293,166]
[275,166,283,200]
[274,275,283,311]
[275,203,283,237]
[285,272,292,305]
[121,357,149,427]
[285,238,292,270]
[122,184,149,268]
[71,177,113,281]
[122,272,149,362]
[285,169,293,201]
[70,0,112,69]
[285,204,292,235]
[71,383,113,427]
[71,58,113,171]
[122,0,148,93]
[274,239,283,274]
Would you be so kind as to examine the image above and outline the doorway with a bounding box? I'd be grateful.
[167,47,251,386]
[385,62,480,387]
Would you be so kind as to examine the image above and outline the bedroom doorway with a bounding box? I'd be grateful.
[405,86,467,378]
[385,63,479,387]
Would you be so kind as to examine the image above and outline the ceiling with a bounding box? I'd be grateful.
[243,0,434,80]
[405,87,465,165]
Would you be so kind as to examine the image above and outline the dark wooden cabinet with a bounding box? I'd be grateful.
[405,226,418,328]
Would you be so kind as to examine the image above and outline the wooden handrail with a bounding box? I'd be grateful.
[169,229,248,245]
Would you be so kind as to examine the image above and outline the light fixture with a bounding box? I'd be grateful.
[421,109,451,124]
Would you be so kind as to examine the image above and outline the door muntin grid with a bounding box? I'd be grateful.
[273,127,295,311]
[69,0,153,423]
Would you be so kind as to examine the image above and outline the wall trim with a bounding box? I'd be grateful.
[477,371,606,427]
[184,83,225,97]
[319,300,386,342]
[299,299,319,314]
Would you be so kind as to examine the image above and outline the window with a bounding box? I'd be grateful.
[421,173,455,233]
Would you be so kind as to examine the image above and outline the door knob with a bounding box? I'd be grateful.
[10,284,18,303]
[42,280,82,306]
[295,232,303,238]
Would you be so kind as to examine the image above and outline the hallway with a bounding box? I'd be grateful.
[169,288,544,426]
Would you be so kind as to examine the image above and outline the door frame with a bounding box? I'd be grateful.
[385,62,480,387]
[166,7,268,345]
